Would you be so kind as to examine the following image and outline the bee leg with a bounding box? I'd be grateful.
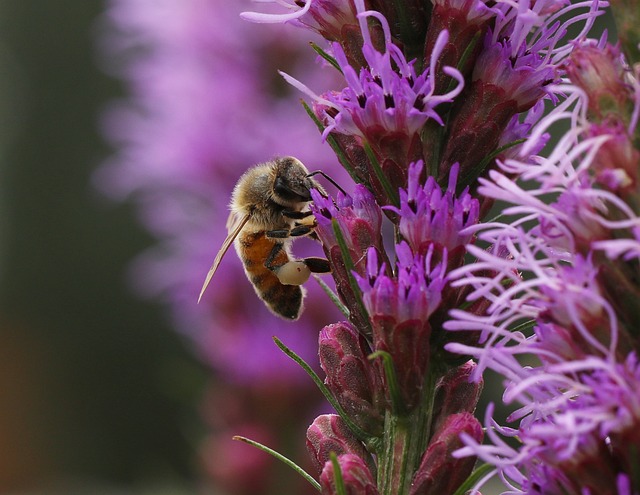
[265,225,314,239]
[265,229,291,239]
[282,210,313,220]
[264,242,311,286]
[290,225,313,237]
[302,257,331,273]
[283,210,317,229]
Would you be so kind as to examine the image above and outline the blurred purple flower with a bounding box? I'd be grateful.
[97,0,346,383]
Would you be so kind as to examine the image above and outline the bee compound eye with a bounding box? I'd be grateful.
[274,176,311,203]
[275,261,311,286]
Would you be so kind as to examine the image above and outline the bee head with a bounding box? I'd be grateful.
[271,157,323,207]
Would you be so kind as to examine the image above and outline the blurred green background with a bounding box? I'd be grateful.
[0,1,206,492]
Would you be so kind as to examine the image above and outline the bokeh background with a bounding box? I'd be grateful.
[0,1,208,493]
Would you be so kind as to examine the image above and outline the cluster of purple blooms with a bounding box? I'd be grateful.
[101,0,640,493]
[242,0,639,493]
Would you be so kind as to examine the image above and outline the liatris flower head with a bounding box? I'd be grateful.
[109,0,617,492]
[386,161,480,268]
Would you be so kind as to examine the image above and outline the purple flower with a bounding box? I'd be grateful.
[386,161,480,268]
[311,185,386,331]
[446,31,640,493]
[355,243,447,407]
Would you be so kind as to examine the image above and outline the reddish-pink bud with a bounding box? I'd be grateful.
[432,361,483,434]
[409,412,483,495]
[565,43,634,123]
[320,453,379,495]
[306,414,374,476]
[319,322,386,435]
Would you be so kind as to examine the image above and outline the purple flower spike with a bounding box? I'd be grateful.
[319,322,386,435]
[409,412,483,495]
[306,414,375,476]
[320,453,380,495]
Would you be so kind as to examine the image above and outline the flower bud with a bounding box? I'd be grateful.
[306,414,374,476]
[431,361,483,434]
[319,322,386,436]
[565,42,634,123]
[320,454,379,495]
[409,412,483,495]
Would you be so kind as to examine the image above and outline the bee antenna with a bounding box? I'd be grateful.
[306,170,346,196]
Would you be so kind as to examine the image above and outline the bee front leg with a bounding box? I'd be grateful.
[282,210,313,220]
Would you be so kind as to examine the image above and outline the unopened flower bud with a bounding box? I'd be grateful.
[432,361,483,434]
[319,322,386,436]
[306,414,374,476]
[409,412,483,495]
[565,42,634,123]
[320,453,379,495]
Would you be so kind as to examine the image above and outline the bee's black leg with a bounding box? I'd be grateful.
[266,225,314,239]
[266,229,291,239]
[282,210,313,220]
[303,257,331,273]
[290,225,313,237]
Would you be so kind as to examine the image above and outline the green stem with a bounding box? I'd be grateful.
[377,368,438,494]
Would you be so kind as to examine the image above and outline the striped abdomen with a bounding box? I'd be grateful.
[236,230,304,320]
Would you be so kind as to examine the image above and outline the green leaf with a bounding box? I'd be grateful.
[272,337,373,443]
[233,436,321,492]
[368,350,404,415]
[452,462,495,495]
[314,275,350,318]
[331,219,372,334]
[330,452,347,495]
[310,42,342,73]
[363,141,400,207]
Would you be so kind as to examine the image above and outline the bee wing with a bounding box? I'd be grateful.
[197,212,250,303]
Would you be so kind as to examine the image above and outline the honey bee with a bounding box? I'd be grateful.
[198,157,331,320]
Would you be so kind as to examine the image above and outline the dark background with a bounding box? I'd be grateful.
[0,1,206,492]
